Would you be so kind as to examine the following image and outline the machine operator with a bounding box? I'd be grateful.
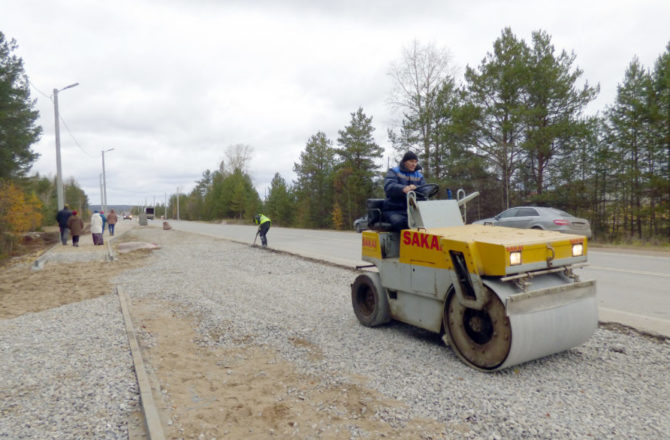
[382,151,426,231]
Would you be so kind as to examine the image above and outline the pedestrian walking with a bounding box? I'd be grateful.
[91,210,104,245]
[66,210,84,247]
[253,213,272,247]
[100,211,107,235]
[106,209,118,236]
[55,204,73,245]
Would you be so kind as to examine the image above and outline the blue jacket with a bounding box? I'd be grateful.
[56,208,72,228]
[383,163,426,211]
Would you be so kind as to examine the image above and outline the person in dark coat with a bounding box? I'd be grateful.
[56,204,73,245]
[66,210,84,247]
[382,151,426,231]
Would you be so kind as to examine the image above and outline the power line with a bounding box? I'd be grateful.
[29,80,94,158]
[28,80,50,99]
[59,115,94,158]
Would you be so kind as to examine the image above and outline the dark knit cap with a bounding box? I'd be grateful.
[402,151,418,162]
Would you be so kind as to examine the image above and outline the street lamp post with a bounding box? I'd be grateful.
[53,82,79,211]
[99,174,104,208]
[101,148,114,212]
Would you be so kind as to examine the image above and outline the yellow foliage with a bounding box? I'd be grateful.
[0,181,44,234]
[332,202,344,230]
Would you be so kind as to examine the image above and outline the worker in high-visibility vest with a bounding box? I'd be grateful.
[253,213,272,247]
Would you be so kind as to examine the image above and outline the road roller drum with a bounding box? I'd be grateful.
[352,189,597,371]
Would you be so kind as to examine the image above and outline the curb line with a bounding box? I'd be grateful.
[117,286,166,440]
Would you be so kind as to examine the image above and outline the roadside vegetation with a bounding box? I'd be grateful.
[160,30,669,245]
[2,28,669,260]
[0,32,89,259]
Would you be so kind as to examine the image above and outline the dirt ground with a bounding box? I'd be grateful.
[0,231,448,439]
[0,231,151,319]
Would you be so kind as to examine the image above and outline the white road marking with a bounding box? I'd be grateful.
[587,266,670,278]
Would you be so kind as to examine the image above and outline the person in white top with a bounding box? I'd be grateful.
[90,210,104,245]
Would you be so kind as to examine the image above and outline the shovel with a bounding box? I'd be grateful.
[252,231,259,247]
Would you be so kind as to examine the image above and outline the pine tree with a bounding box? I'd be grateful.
[606,58,654,239]
[293,132,335,228]
[335,107,383,225]
[523,30,598,196]
[464,28,528,210]
[0,32,42,179]
[651,42,670,238]
[265,173,295,226]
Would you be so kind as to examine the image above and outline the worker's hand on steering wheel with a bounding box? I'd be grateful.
[403,184,417,194]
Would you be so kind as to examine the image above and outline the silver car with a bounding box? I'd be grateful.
[353,215,368,233]
[473,206,592,238]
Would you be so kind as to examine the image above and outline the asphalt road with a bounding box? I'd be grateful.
[148,219,670,337]
[581,250,670,336]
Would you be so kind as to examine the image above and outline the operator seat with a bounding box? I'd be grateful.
[366,199,393,231]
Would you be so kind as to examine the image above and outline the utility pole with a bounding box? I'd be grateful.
[99,174,104,209]
[53,82,79,210]
[101,148,114,212]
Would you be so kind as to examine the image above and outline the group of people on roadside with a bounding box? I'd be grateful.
[55,205,118,247]
[53,151,422,250]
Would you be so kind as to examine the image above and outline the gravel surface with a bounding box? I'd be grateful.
[0,295,139,439]
[2,227,669,439]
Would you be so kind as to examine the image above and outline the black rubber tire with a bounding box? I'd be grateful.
[351,272,391,327]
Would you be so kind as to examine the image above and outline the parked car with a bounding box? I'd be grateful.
[473,206,592,238]
[353,215,368,233]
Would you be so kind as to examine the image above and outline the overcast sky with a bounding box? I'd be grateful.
[3,0,669,207]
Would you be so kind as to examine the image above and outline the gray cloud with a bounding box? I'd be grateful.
[3,0,669,205]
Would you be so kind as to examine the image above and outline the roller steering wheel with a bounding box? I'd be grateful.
[413,183,440,200]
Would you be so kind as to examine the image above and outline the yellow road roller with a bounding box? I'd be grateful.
[351,188,597,371]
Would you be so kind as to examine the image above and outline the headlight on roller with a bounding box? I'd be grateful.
[509,251,522,266]
[572,243,584,257]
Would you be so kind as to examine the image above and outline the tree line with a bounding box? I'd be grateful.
[163,108,384,231]
[2,28,669,261]
[167,29,669,242]
[0,32,90,257]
